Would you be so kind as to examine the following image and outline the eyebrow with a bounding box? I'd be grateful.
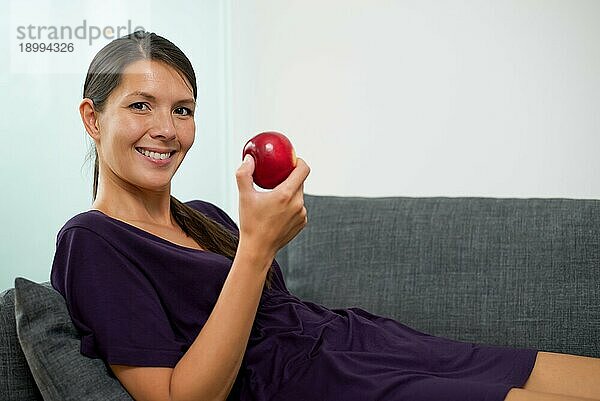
[125,91,195,105]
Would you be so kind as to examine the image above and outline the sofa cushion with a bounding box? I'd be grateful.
[0,287,43,401]
[278,194,600,358]
[14,277,133,401]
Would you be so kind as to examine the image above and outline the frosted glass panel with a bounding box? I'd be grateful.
[0,1,232,289]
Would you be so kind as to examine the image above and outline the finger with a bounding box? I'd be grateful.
[294,158,311,180]
[275,157,311,191]
[235,154,256,193]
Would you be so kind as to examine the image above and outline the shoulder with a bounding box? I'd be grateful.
[51,212,133,295]
[58,209,120,234]
[54,210,133,255]
[57,210,108,241]
[184,199,239,232]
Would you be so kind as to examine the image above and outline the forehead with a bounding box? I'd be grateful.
[114,59,193,100]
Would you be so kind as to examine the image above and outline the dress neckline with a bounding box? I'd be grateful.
[88,209,207,253]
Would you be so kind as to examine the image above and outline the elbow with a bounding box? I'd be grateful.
[169,393,227,401]
[169,380,231,401]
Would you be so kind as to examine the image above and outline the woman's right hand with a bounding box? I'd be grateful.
[235,154,311,264]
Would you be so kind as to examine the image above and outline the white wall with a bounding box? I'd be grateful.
[226,0,600,218]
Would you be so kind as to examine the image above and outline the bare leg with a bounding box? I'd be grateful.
[519,351,600,400]
[505,388,597,401]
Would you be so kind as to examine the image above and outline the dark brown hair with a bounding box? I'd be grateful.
[82,31,271,282]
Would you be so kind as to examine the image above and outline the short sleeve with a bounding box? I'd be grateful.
[50,227,187,368]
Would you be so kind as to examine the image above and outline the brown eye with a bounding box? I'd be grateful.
[175,107,193,116]
[130,102,149,111]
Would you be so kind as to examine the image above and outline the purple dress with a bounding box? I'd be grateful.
[50,200,537,401]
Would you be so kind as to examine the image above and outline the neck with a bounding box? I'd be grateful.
[92,175,175,228]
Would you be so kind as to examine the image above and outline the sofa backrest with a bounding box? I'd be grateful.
[277,195,600,358]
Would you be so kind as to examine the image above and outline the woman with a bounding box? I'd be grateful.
[50,31,600,401]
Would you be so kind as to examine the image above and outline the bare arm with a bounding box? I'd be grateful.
[111,156,310,401]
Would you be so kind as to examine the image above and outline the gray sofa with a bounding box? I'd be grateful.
[2,194,600,400]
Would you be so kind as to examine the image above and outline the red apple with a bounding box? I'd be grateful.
[242,131,297,189]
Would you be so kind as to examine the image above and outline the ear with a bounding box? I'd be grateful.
[79,98,101,140]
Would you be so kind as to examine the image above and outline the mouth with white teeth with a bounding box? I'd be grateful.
[135,147,174,161]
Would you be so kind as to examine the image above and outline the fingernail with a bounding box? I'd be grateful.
[243,154,252,163]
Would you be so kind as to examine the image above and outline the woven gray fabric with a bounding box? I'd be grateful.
[0,288,43,401]
[278,195,600,357]
[14,277,133,401]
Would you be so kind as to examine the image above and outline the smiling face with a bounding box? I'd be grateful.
[93,59,196,195]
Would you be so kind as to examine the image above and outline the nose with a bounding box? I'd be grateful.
[150,109,177,141]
